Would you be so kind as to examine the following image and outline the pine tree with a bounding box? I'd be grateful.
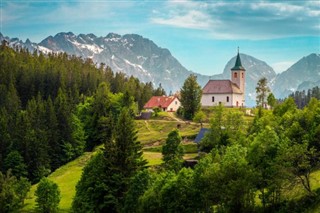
[154,83,166,96]
[267,93,276,109]
[45,97,60,170]
[256,77,270,108]
[4,151,28,178]
[0,170,31,213]
[73,108,146,212]
[180,74,202,120]
[111,107,147,178]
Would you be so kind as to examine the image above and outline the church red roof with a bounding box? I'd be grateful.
[143,96,178,109]
[202,80,242,94]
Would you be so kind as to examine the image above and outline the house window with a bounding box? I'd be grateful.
[175,101,177,105]
[226,96,229,102]
[212,96,215,102]
[234,72,237,78]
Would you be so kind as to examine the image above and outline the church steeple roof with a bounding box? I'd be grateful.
[231,48,245,71]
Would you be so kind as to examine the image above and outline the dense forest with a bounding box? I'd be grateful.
[1,42,320,213]
[289,86,320,109]
[71,98,320,213]
[0,42,165,185]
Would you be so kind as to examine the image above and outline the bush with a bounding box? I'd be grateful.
[35,177,61,213]
[152,107,161,117]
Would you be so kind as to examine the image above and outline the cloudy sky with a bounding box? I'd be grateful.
[1,0,319,75]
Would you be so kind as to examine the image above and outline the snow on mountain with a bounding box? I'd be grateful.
[271,53,320,98]
[1,32,317,105]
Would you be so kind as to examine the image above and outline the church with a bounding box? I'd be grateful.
[201,50,246,107]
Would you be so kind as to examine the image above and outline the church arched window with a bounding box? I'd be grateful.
[234,72,237,78]
[242,72,244,78]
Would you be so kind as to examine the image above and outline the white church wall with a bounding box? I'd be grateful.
[201,94,233,107]
[232,94,245,107]
[201,93,245,107]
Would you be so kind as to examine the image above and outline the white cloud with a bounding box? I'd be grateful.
[272,61,294,73]
[150,0,320,40]
[251,2,303,13]
[2,1,134,26]
[42,2,114,23]
[1,2,30,23]
[152,10,214,30]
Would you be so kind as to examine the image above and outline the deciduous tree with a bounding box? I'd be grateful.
[256,77,270,108]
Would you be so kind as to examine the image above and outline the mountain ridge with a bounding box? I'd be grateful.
[1,32,318,105]
[271,53,320,98]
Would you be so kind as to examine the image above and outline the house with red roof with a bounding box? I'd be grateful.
[201,50,246,107]
[143,96,181,112]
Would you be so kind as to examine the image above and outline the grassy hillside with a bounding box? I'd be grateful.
[22,152,94,212]
[22,148,198,212]
[136,120,201,145]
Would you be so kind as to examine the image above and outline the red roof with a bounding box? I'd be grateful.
[143,96,177,109]
[202,80,242,94]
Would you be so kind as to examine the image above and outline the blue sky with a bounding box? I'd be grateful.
[1,0,319,75]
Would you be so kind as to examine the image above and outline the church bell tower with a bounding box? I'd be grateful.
[231,48,246,93]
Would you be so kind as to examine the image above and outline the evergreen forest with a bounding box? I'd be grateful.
[289,86,320,109]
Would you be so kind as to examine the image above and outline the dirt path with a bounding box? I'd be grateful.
[167,112,183,122]
[144,120,151,131]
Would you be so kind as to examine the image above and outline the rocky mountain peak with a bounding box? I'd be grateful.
[1,32,318,106]
[106,33,121,39]
[271,53,320,98]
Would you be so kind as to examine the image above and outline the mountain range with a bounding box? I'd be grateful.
[1,32,319,106]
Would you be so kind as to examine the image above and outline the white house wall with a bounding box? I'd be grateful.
[167,98,181,111]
